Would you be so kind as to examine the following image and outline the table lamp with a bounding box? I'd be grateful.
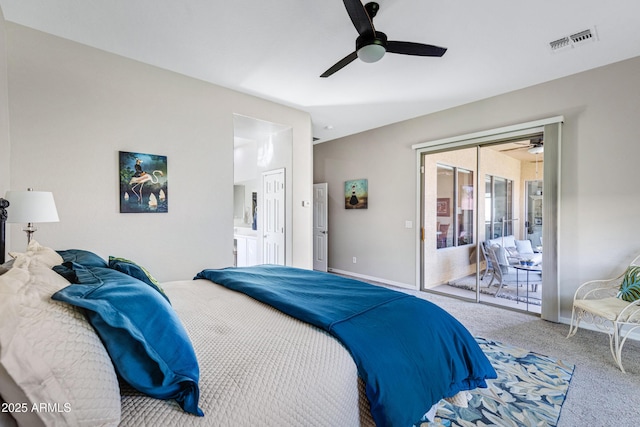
[4,188,60,244]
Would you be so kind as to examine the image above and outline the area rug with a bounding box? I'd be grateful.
[447,276,542,306]
[423,337,574,427]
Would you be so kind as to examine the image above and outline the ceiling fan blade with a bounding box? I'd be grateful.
[320,51,358,78]
[500,146,530,152]
[342,0,375,36]
[499,141,533,152]
[387,41,447,57]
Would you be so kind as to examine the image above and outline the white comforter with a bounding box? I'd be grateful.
[119,279,375,426]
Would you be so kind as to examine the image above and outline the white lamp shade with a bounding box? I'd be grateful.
[4,190,60,223]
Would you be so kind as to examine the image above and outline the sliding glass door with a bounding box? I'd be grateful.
[419,136,548,314]
[414,118,562,321]
[421,147,478,292]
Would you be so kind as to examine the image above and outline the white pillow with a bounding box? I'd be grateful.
[8,239,62,269]
[488,235,516,249]
[515,239,534,255]
[490,244,509,266]
[0,245,121,426]
[0,363,39,427]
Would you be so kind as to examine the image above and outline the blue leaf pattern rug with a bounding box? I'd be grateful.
[424,337,574,427]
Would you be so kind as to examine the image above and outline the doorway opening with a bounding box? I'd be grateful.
[233,114,292,266]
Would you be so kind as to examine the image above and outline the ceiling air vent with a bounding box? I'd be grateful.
[549,27,598,53]
[570,29,594,44]
[549,37,571,52]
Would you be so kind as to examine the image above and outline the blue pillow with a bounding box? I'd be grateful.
[52,264,203,416]
[56,249,108,268]
[53,261,100,284]
[108,256,169,303]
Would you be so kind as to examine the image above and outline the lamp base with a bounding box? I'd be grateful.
[23,223,37,244]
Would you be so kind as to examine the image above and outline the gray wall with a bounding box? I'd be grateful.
[3,22,313,279]
[314,55,640,322]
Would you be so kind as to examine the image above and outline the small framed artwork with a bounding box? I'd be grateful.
[437,198,450,217]
[345,179,368,209]
[119,151,168,213]
[534,217,543,225]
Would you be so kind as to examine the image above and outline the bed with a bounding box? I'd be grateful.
[0,241,496,427]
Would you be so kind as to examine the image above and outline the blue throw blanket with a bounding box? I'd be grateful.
[195,265,496,427]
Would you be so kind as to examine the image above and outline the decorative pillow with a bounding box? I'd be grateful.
[108,256,169,302]
[53,261,104,285]
[0,250,121,426]
[488,235,516,249]
[505,247,519,258]
[52,263,203,416]
[618,265,640,302]
[490,244,509,266]
[56,249,108,268]
[515,239,534,255]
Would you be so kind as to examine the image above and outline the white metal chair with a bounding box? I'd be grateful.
[567,254,640,372]
[479,241,494,281]
[486,245,518,297]
[486,244,542,298]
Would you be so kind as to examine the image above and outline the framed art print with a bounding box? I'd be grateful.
[345,179,368,209]
[119,151,168,213]
[437,198,450,217]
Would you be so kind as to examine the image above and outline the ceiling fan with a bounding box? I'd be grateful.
[500,137,544,154]
[320,1,447,78]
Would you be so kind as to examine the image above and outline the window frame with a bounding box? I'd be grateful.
[436,163,475,249]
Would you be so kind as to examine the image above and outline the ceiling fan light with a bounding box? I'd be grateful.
[357,43,386,63]
[528,145,544,154]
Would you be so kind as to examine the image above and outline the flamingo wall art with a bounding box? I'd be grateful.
[119,151,168,213]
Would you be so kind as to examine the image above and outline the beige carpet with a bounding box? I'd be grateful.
[387,284,640,427]
[333,271,640,427]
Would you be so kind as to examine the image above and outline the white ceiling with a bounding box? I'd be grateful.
[1,0,639,143]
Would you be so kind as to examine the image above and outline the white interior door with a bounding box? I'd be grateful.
[262,168,285,265]
[313,183,328,271]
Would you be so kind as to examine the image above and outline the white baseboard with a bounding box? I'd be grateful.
[558,315,640,342]
[327,268,415,290]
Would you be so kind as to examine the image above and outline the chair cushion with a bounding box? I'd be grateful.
[574,297,635,322]
[515,239,534,255]
[618,265,640,302]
